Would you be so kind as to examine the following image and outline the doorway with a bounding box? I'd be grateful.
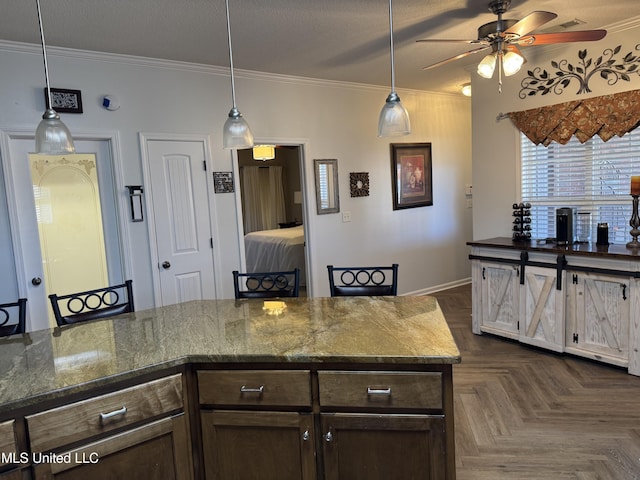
[236,145,308,293]
[1,132,128,331]
[140,134,217,306]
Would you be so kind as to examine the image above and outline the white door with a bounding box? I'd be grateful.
[2,135,125,331]
[143,137,216,305]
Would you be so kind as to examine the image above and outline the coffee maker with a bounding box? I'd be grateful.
[556,207,576,245]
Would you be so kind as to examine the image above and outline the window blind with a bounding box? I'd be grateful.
[520,129,640,244]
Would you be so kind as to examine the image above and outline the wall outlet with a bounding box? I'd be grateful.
[342,211,352,222]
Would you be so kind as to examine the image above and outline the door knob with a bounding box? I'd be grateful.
[31,277,42,286]
[161,261,171,269]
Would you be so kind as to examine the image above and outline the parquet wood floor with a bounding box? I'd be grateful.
[431,284,640,480]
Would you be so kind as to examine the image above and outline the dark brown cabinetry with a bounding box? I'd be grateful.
[26,374,192,480]
[198,368,454,480]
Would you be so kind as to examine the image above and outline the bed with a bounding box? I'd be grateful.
[244,225,306,285]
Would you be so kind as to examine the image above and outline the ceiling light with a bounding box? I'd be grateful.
[34,0,75,154]
[477,52,497,79]
[253,144,275,161]
[461,83,472,97]
[502,48,525,76]
[378,0,411,137]
[222,0,253,149]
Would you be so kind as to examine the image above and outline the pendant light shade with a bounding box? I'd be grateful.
[378,92,411,137]
[222,0,253,149]
[34,0,75,154]
[378,0,410,138]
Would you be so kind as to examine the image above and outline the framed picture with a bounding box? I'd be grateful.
[45,88,83,113]
[213,172,234,193]
[349,172,369,197]
[390,143,433,210]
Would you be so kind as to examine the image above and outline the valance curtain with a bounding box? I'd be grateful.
[240,166,286,233]
[508,89,640,146]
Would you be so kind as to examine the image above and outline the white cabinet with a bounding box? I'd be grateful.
[476,261,520,339]
[565,272,630,366]
[520,265,564,352]
[469,241,640,375]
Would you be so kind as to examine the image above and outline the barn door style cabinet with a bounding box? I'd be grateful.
[469,238,640,376]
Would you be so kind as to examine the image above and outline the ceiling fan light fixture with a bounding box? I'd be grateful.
[502,49,525,76]
[222,0,254,150]
[378,0,411,138]
[477,53,497,79]
[34,0,75,154]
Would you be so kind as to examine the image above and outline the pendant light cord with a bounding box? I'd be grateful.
[387,0,397,93]
[224,0,238,109]
[36,0,53,111]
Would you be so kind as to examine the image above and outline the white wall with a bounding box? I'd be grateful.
[0,41,472,307]
[471,20,640,240]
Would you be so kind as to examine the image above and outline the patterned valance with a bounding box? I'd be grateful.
[507,89,640,146]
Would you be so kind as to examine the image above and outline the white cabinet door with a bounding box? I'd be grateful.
[565,272,630,366]
[478,262,520,339]
[520,266,564,352]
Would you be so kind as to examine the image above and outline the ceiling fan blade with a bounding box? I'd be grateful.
[516,29,607,45]
[504,11,557,37]
[422,46,491,71]
[416,39,486,45]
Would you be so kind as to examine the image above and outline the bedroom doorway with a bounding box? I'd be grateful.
[237,145,308,295]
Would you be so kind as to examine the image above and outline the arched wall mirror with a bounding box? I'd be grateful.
[314,159,340,215]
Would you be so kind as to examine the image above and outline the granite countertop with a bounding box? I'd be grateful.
[468,236,640,260]
[0,296,460,414]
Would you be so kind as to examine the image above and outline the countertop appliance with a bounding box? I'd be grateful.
[556,207,575,245]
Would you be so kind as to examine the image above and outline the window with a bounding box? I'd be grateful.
[521,129,640,244]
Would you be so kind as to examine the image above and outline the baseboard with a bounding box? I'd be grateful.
[403,277,471,296]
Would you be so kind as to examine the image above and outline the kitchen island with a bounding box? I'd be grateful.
[0,295,460,480]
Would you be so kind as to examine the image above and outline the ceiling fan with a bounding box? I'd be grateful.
[417,0,607,90]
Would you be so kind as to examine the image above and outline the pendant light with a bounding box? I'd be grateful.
[222,0,254,149]
[378,0,410,137]
[34,0,75,154]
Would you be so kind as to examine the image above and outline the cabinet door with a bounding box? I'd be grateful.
[200,410,316,480]
[31,414,192,480]
[478,262,519,338]
[520,266,564,351]
[565,273,630,365]
[321,413,446,480]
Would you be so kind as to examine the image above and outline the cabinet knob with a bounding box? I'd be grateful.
[324,431,333,443]
[302,430,310,441]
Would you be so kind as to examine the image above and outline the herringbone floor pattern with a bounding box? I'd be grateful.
[432,284,640,480]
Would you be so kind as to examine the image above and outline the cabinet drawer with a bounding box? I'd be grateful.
[318,371,442,410]
[198,370,311,407]
[27,374,183,452]
[0,420,18,468]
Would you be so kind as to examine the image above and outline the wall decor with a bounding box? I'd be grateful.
[44,88,83,113]
[350,172,369,197]
[314,159,340,214]
[520,44,640,98]
[391,143,433,210]
[213,172,234,193]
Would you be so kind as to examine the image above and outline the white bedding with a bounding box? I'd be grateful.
[244,226,306,284]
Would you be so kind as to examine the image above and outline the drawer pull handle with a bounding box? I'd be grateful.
[99,406,127,423]
[367,387,392,396]
[240,385,264,394]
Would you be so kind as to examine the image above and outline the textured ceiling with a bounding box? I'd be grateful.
[1,0,639,94]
